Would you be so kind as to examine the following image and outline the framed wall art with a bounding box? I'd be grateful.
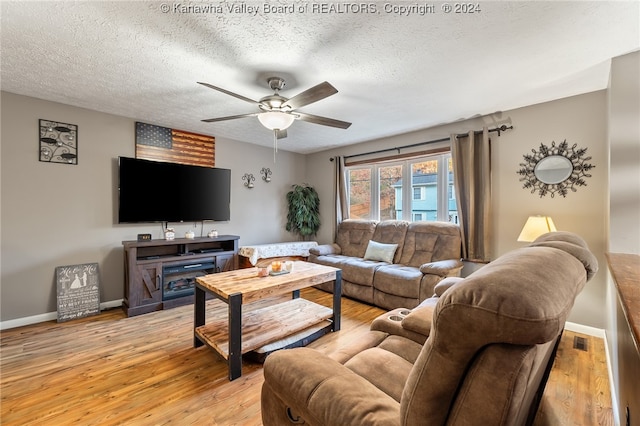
[39,119,78,165]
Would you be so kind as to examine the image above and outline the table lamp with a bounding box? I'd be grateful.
[517,215,557,242]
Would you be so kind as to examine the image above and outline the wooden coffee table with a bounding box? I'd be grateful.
[194,261,342,380]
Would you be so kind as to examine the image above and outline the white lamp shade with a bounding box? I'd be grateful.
[517,216,557,242]
[257,111,295,130]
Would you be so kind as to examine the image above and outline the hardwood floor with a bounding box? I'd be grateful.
[1,288,612,425]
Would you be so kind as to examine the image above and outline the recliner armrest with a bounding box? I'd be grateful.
[433,276,464,296]
[262,348,399,425]
[309,243,341,256]
[419,259,464,277]
[400,302,436,337]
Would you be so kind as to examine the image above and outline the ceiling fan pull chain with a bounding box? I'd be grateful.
[273,129,278,163]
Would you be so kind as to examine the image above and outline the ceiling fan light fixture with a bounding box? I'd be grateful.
[258,111,295,130]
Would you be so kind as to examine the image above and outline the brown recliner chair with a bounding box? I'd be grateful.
[261,232,598,426]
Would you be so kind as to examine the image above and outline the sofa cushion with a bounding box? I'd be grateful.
[371,220,409,263]
[345,347,414,403]
[335,220,377,258]
[399,221,461,267]
[373,264,423,299]
[341,257,386,287]
[364,240,398,263]
[309,254,350,270]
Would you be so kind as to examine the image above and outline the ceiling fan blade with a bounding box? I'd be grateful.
[197,82,260,105]
[275,129,287,139]
[295,112,352,129]
[201,113,258,123]
[282,81,338,110]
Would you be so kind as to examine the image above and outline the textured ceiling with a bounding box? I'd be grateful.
[1,1,638,154]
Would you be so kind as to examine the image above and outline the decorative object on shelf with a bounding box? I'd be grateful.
[164,228,175,240]
[517,140,595,198]
[242,173,255,188]
[39,119,78,165]
[55,262,100,322]
[517,215,557,242]
[185,230,195,239]
[271,260,283,272]
[261,167,272,182]
[135,122,215,167]
[208,229,218,238]
[286,183,321,240]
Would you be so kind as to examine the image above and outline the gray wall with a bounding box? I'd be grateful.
[306,90,609,329]
[605,50,640,426]
[0,92,306,323]
[608,51,640,255]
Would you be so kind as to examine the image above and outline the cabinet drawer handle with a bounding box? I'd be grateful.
[184,264,203,269]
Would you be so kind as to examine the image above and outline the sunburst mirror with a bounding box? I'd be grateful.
[517,140,595,198]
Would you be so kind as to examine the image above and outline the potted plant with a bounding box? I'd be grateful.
[286,183,320,240]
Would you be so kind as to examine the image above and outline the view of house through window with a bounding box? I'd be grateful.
[346,153,457,223]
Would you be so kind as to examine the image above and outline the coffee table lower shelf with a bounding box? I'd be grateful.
[194,298,333,360]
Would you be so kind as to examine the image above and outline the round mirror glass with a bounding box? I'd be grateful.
[534,155,573,184]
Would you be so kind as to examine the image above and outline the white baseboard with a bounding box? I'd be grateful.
[0,299,123,330]
[564,321,606,338]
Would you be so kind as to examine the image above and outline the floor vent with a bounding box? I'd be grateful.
[573,336,588,352]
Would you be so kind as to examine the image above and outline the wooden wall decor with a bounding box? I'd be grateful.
[135,122,215,167]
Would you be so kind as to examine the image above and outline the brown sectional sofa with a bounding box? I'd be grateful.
[308,219,463,310]
[261,231,599,426]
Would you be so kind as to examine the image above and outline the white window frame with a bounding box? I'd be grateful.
[345,153,454,222]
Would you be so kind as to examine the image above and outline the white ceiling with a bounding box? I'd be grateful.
[1,1,638,154]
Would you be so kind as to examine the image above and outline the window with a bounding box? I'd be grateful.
[348,168,372,219]
[346,153,456,222]
[413,187,425,200]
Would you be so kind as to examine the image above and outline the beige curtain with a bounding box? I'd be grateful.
[451,128,492,261]
[333,156,349,239]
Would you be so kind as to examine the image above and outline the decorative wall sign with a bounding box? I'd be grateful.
[135,122,215,167]
[39,119,78,164]
[517,140,595,198]
[56,262,100,322]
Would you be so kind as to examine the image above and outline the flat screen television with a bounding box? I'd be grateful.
[118,157,231,223]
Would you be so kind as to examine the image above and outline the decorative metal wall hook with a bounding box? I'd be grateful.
[242,173,255,188]
[517,140,595,198]
[261,167,272,182]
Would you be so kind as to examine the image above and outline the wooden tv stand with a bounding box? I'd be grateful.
[122,235,239,317]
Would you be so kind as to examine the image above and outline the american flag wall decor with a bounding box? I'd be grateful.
[135,122,215,167]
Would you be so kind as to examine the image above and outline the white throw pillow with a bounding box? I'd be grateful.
[363,240,398,263]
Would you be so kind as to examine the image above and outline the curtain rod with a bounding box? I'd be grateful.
[330,124,513,161]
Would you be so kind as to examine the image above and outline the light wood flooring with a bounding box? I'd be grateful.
[1,288,613,425]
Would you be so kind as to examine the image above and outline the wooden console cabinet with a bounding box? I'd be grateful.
[122,235,239,317]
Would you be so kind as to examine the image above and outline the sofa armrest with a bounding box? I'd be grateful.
[309,243,341,256]
[262,348,399,425]
[370,310,429,344]
[400,303,436,337]
[433,276,464,297]
[419,259,464,277]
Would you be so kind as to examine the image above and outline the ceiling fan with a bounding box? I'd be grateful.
[198,77,352,140]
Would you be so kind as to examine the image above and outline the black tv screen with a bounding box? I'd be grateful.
[118,157,231,223]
